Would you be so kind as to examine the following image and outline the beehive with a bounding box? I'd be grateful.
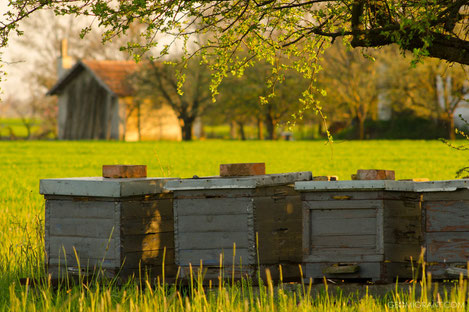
[40,177,176,280]
[416,180,469,279]
[295,180,422,283]
[165,172,312,282]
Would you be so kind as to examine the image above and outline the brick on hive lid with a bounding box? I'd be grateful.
[355,169,395,180]
[220,163,266,177]
[102,165,147,178]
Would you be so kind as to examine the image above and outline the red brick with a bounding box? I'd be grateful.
[220,163,265,177]
[103,165,147,178]
[356,169,395,180]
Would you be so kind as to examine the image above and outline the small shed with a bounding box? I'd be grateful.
[47,60,181,141]
[40,177,177,280]
[165,172,312,283]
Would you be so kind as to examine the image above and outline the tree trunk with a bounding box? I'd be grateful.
[265,113,276,140]
[257,117,264,140]
[237,121,246,140]
[180,119,193,141]
[358,117,365,140]
[448,113,456,140]
[230,120,236,139]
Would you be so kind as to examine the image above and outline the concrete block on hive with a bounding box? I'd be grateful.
[220,163,265,177]
[103,165,147,178]
[313,176,338,181]
[356,169,395,180]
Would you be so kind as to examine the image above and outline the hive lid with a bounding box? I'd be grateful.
[295,179,469,192]
[294,180,414,192]
[165,172,312,191]
[412,179,469,192]
[40,177,176,197]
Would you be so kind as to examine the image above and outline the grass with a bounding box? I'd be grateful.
[0,140,468,311]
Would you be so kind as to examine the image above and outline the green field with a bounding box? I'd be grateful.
[0,140,468,311]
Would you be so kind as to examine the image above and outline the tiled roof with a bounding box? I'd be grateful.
[47,59,140,97]
[82,60,139,97]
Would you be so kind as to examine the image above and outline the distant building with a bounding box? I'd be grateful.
[47,42,181,140]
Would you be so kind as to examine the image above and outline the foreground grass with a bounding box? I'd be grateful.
[0,140,468,311]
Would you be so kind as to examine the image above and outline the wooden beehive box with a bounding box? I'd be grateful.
[295,180,422,283]
[40,177,176,280]
[165,172,312,282]
[416,180,469,279]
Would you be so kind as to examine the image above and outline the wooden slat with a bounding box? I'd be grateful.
[173,189,254,199]
[48,236,117,259]
[304,253,383,263]
[304,200,383,210]
[48,257,116,269]
[426,232,469,262]
[177,231,249,249]
[311,235,376,248]
[122,233,174,253]
[383,216,422,244]
[310,212,377,236]
[175,198,252,216]
[422,190,469,201]
[302,191,384,201]
[49,217,115,238]
[383,244,422,262]
[384,199,421,217]
[309,209,376,220]
[121,199,173,219]
[123,249,175,268]
[176,214,248,232]
[177,248,253,266]
[47,200,116,219]
[121,219,174,235]
[425,201,469,232]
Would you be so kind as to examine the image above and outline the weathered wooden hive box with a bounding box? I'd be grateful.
[294,180,422,282]
[165,172,312,282]
[40,177,176,280]
[416,180,469,279]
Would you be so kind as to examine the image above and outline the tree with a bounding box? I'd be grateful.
[135,58,213,141]
[318,42,379,139]
[2,1,468,106]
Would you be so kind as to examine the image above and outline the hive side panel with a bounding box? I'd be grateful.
[120,198,175,277]
[46,200,119,273]
[174,197,255,267]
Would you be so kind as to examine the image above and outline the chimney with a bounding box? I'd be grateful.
[57,39,73,78]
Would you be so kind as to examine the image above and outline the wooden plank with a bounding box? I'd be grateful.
[122,233,174,253]
[422,189,469,201]
[48,257,116,269]
[425,201,469,232]
[47,200,116,219]
[177,248,253,266]
[123,249,175,268]
[49,217,115,238]
[304,253,383,263]
[254,185,299,197]
[302,191,384,201]
[383,216,423,244]
[311,235,376,249]
[309,209,376,219]
[48,236,118,259]
[174,198,252,216]
[304,262,382,280]
[177,231,249,249]
[121,199,173,219]
[254,196,303,264]
[45,201,51,264]
[426,232,469,263]
[172,189,254,199]
[383,244,422,262]
[121,219,174,235]
[310,212,377,236]
[176,214,248,232]
[384,199,421,217]
[304,200,383,210]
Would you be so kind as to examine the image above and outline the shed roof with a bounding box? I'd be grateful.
[47,60,140,97]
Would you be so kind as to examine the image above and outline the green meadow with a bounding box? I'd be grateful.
[0,140,468,311]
